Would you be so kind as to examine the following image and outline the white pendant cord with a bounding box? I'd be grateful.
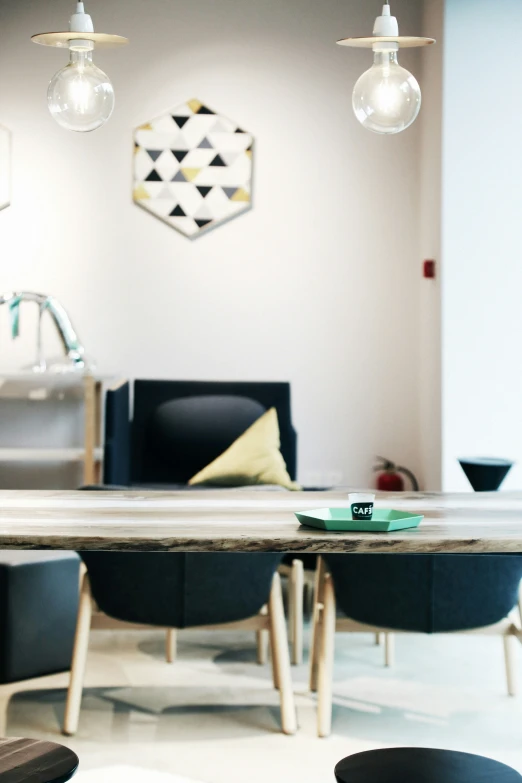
[68,1,95,52]
[373,3,399,37]
[69,1,95,33]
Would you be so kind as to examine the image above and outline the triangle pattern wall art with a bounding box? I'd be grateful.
[133,99,254,238]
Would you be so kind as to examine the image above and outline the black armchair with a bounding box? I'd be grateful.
[63,552,296,736]
[104,379,297,488]
[325,554,522,634]
[312,554,522,736]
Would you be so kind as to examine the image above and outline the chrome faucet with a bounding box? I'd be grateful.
[0,291,94,372]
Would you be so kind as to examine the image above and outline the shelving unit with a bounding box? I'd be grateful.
[0,372,109,485]
[0,448,103,462]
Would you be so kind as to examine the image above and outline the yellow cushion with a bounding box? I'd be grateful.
[188,407,301,491]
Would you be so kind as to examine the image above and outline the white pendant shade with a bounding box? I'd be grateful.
[32,32,128,49]
[337,35,435,48]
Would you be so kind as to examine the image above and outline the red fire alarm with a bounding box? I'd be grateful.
[423,259,436,279]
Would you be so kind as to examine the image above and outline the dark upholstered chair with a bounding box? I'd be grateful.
[311,554,522,736]
[103,379,297,488]
[63,552,296,736]
[99,378,301,667]
[0,553,80,686]
[0,552,80,734]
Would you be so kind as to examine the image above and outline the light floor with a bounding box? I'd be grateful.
[2,625,522,782]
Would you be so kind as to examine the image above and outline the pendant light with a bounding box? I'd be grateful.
[337,2,435,135]
[32,2,128,133]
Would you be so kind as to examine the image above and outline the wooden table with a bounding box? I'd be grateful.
[1,489,522,553]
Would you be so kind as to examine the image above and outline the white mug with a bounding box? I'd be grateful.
[349,492,375,521]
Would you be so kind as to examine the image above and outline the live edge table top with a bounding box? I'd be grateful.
[2,489,522,554]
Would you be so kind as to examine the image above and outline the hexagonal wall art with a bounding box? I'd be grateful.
[0,125,11,211]
[133,99,253,238]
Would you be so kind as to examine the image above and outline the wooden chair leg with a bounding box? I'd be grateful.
[317,572,336,738]
[257,605,268,665]
[267,594,280,688]
[504,633,518,696]
[385,633,395,667]
[309,556,326,692]
[291,559,304,665]
[268,572,297,735]
[166,629,177,663]
[269,625,280,690]
[0,693,7,737]
[287,571,294,645]
[375,632,384,646]
[63,569,93,736]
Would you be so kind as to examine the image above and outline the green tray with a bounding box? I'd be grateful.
[295,508,424,532]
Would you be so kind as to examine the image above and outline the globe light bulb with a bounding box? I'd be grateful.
[352,48,421,135]
[47,48,114,132]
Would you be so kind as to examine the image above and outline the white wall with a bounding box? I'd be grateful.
[0,0,425,488]
[418,0,443,490]
[442,0,522,490]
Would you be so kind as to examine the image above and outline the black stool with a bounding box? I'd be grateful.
[335,748,522,783]
[0,738,78,783]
